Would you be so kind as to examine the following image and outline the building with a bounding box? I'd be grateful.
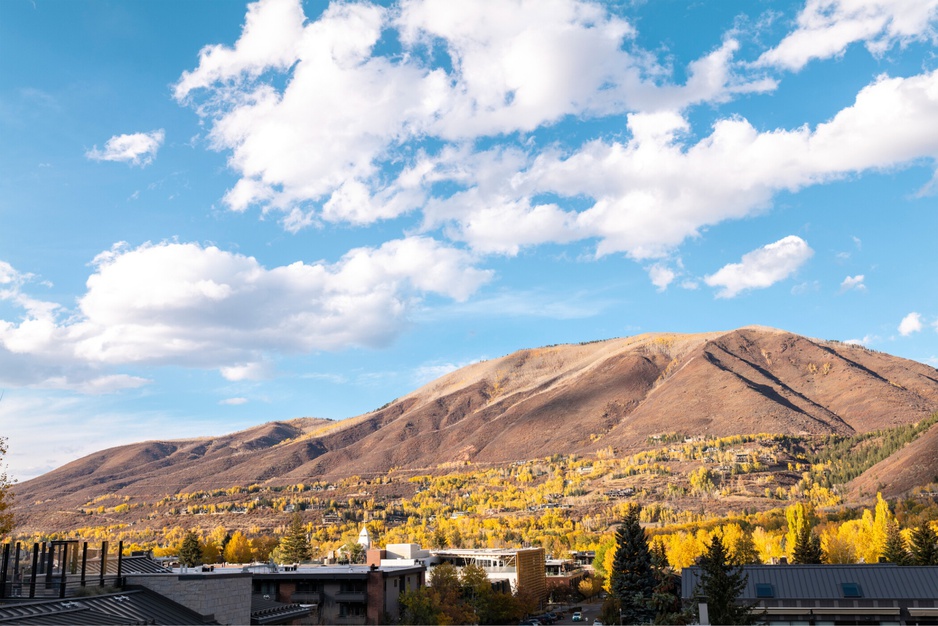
[545,557,588,596]
[681,564,938,626]
[428,547,547,600]
[0,538,425,625]
[251,563,425,625]
[369,543,548,600]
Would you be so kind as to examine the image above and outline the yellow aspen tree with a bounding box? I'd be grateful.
[855,509,878,563]
[751,527,785,563]
[720,523,759,564]
[223,531,252,563]
[201,539,220,564]
[784,502,814,560]
[869,493,894,562]
[835,519,869,563]
[602,548,616,592]
[820,523,857,564]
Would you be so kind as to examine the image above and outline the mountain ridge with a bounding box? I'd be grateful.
[13,326,938,532]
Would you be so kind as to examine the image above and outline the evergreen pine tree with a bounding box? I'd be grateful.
[696,535,753,625]
[179,530,203,568]
[611,504,656,624]
[881,521,910,565]
[649,540,685,625]
[792,524,823,564]
[278,512,312,563]
[909,523,938,565]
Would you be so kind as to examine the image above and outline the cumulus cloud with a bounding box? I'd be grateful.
[0,240,490,389]
[86,129,165,166]
[705,236,814,298]
[759,0,938,71]
[175,0,771,231]
[840,274,866,292]
[647,264,676,292]
[171,0,938,266]
[899,311,924,335]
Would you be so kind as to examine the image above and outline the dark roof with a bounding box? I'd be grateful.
[251,563,424,580]
[0,588,216,625]
[250,594,314,625]
[681,564,938,600]
[85,555,173,575]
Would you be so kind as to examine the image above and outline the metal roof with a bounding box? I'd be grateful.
[85,555,173,575]
[250,594,314,625]
[0,588,216,625]
[681,564,938,601]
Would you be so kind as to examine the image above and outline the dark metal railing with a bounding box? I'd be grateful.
[0,540,124,599]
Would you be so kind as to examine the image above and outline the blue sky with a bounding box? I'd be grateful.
[2,0,938,481]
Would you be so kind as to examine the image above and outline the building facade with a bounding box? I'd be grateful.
[253,564,425,625]
[681,564,938,626]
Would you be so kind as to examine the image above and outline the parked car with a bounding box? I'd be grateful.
[592,620,603,626]
[572,612,583,622]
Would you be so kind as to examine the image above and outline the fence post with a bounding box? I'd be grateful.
[80,542,88,587]
[0,543,9,599]
[45,543,54,589]
[116,541,123,585]
[29,543,39,598]
[12,543,20,597]
[58,543,68,598]
[99,541,108,588]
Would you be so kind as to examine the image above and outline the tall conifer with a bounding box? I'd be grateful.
[910,523,938,565]
[881,521,910,565]
[696,535,752,625]
[278,512,312,563]
[611,504,656,624]
[179,530,203,568]
[792,524,823,564]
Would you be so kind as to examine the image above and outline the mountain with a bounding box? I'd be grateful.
[13,326,938,532]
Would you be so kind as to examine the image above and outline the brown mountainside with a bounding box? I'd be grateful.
[14,326,938,530]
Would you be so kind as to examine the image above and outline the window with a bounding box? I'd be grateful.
[755,583,775,599]
[296,581,320,594]
[841,582,862,598]
[339,604,365,617]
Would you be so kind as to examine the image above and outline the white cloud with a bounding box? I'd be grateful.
[759,0,938,71]
[647,264,676,292]
[845,334,877,346]
[899,311,924,335]
[220,397,249,406]
[220,362,271,381]
[0,239,490,388]
[840,274,866,291]
[175,0,306,99]
[86,129,165,166]
[175,0,771,231]
[705,236,814,298]
[792,281,821,295]
[170,1,938,281]
[497,69,938,259]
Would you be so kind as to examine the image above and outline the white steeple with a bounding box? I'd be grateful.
[357,526,371,550]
